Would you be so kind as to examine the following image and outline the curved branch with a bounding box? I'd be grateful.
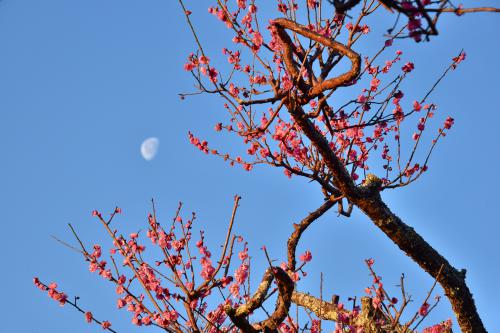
[225,267,294,333]
[253,267,294,332]
[231,268,274,318]
[225,268,274,333]
[272,18,361,101]
[287,199,336,271]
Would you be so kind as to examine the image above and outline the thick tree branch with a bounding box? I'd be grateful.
[286,99,486,332]
[271,18,486,330]
[228,268,274,319]
[292,291,414,332]
[253,267,294,332]
[291,291,347,322]
[225,267,294,333]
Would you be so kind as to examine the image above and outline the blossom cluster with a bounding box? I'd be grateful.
[181,0,462,192]
[35,204,452,332]
[35,202,260,332]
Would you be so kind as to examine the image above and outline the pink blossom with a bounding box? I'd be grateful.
[281,75,293,91]
[228,83,239,97]
[101,321,112,330]
[234,263,249,284]
[220,275,233,288]
[141,316,152,326]
[402,62,415,73]
[200,260,215,280]
[237,0,246,10]
[413,101,422,111]
[116,285,124,294]
[252,31,263,50]
[360,24,370,34]
[443,117,454,129]
[370,77,380,92]
[307,0,319,8]
[357,94,367,104]
[452,52,466,69]
[417,122,425,131]
[117,298,126,308]
[184,62,196,71]
[198,56,209,65]
[208,67,218,83]
[277,3,288,13]
[419,302,430,316]
[91,245,102,259]
[229,283,240,298]
[238,249,248,260]
[423,319,453,333]
[299,250,312,262]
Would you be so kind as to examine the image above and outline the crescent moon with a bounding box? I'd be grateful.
[140,137,159,161]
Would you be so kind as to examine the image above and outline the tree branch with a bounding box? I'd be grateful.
[272,18,486,329]
[272,18,361,102]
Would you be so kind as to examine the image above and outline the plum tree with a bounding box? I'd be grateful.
[35,1,499,332]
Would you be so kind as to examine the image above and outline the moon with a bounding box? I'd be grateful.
[140,137,159,161]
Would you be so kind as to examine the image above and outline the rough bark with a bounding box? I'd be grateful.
[292,292,396,332]
[272,18,486,331]
[287,103,486,332]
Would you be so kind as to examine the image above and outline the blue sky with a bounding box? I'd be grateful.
[1,1,499,332]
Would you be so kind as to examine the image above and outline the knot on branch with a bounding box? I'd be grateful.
[359,174,383,195]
